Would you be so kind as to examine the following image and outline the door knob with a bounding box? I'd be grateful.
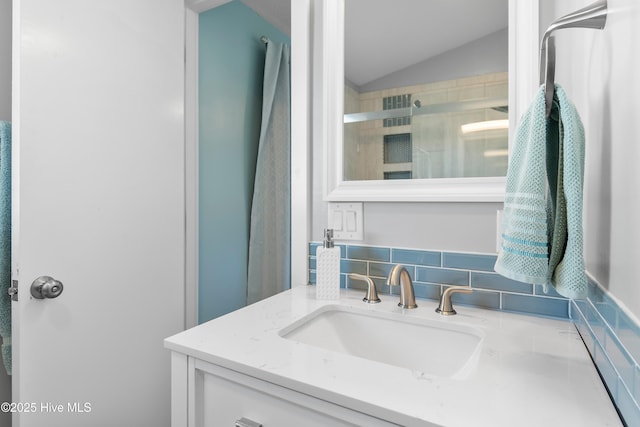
[30,276,64,299]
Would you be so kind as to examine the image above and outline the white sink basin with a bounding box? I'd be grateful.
[280,305,484,379]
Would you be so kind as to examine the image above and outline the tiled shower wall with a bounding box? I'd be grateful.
[343,72,508,181]
[308,243,640,425]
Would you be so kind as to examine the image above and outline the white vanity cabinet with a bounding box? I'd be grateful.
[170,353,401,427]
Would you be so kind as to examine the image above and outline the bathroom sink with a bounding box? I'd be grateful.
[279,305,483,379]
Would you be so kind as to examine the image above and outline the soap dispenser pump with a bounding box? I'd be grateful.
[315,229,341,300]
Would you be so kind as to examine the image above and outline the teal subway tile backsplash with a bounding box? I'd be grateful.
[594,343,620,397]
[606,331,636,393]
[635,365,640,406]
[308,242,640,426]
[472,272,534,294]
[391,248,441,266]
[574,309,597,354]
[347,245,390,262]
[416,267,469,286]
[570,278,640,426]
[341,259,367,275]
[450,288,501,310]
[616,311,640,364]
[617,384,640,427]
[534,283,565,298]
[368,262,395,278]
[308,243,569,319]
[412,282,442,300]
[502,293,569,319]
[595,298,620,332]
[442,252,497,271]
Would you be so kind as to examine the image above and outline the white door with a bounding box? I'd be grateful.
[11,1,185,426]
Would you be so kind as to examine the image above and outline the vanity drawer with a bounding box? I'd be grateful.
[193,359,401,427]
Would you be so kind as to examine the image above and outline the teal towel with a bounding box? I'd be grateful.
[0,121,10,375]
[494,85,587,299]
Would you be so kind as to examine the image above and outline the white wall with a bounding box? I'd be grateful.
[537,0,640,319]
[338,202,501,253]
[0,0,11,121]
[311,197,501,254]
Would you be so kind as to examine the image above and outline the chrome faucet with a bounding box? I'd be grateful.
[387,265,417,309]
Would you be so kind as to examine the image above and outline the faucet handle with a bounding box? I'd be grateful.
[349,274,381,304]
[436,286,473,315]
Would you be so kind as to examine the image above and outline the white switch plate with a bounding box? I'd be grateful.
[328,202,364,241]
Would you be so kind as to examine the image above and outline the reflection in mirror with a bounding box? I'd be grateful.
[343,0,509,182]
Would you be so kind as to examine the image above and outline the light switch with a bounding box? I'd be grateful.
[345,210,357,232]
[328,202,363,241]
[333,211,344,231]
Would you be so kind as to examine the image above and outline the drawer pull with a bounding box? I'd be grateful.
[235,417,262,427]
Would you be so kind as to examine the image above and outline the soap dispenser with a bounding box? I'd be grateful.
[315,229,341,300]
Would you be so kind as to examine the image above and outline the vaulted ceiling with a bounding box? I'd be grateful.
[240,0,507,86]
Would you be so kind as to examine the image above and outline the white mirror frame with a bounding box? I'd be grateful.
[322,0,539,202]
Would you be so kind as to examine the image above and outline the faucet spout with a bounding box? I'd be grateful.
[387,265,417,309]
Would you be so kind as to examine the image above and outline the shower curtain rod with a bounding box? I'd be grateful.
[260,35,269,44]
[539,0,608,116]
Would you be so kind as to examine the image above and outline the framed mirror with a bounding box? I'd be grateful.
[323,0,514,202]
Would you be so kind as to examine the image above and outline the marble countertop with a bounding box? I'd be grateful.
[165,286,622,427]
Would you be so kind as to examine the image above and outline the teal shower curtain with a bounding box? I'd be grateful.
[0,121,10,375]
[246,41,291,304]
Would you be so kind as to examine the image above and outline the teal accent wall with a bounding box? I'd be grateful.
[199,1,289,323]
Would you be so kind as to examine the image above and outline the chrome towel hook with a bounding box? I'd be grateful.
[540,0,608,117]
